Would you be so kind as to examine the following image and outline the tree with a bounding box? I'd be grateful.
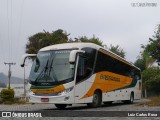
[135,49,155,70]
[77,37,126,58]
[134,45,155,97]
[78,36,103,46]
[143,24,160,65]
[145,38,160,64]
[142,67,160,96]
[138,25,160,97]
[141,50,155,68]
[108,44,125,58]
[26,29,69,54]
[134,58,146,71]
[26,29,126,59]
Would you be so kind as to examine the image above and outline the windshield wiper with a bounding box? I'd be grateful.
[48,54,58,81]
[35,59,50,82]
[35,51,58,82]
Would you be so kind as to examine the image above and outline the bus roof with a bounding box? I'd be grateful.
[39,42,140,70]
[39,42,101,51]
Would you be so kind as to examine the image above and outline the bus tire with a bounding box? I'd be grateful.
[55,104,67,109]
[129,92,134,104]
[87,90,102,108]
[123,93,134,104]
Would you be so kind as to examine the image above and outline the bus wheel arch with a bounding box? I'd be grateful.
[87,89,102,108]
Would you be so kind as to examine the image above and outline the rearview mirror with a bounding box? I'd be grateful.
[20,54,36,67]
[69,50,85,63]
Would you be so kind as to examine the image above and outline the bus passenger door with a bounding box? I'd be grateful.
[74,56,87,103]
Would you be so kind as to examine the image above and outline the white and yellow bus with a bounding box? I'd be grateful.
[21,43,141,109]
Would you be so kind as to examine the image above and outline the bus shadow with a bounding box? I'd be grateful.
[42,101,138,111]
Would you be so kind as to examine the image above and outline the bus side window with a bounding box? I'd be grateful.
[132,68,141,81]
[134,69,141,80]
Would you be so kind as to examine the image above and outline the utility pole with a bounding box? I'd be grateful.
[24,64,26,97]
[4,62,16,89]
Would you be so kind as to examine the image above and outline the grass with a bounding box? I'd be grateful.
[138,96,160,107]
[146,96,160,106]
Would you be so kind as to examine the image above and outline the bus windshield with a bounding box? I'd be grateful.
[29,50,75,85]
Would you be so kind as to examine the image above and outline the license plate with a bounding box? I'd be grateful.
[41,98,49,102]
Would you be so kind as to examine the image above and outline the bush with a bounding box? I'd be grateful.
[142,67,160,96]
[1,88,14,103]
[0,96,3,104]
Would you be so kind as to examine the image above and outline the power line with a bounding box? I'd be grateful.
[6,0,14,61]
[4,62,16,89]
[18,0,24,42]
[10,0,13,60]
[7,0,10,60]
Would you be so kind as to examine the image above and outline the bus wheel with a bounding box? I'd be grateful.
[87,90,102,108]
[123,93,134,104]
[55,104,67,109]
[129,93,134,104]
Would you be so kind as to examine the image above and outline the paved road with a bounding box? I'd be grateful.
[0,99,156,111]
[0,99,159,120]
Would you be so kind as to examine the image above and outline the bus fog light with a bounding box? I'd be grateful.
[64,96,70,101]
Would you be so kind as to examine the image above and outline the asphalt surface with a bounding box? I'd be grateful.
[0,99,159,120]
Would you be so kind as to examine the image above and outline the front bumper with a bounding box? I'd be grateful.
[28,92,73,104]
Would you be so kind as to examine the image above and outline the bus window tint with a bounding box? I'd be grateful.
[95,51,137,78]
[76,56,87,80]
[76,48,96,83]
[133,69,141,80]
[34,58,40,72]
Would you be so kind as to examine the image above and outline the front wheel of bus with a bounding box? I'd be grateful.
[55,104,67,109]
[87,90,102,108]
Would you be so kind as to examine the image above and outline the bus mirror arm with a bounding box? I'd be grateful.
[69,50,85,63]
[20,54,36,67]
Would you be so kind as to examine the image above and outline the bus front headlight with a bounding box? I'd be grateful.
[58,86,74,96]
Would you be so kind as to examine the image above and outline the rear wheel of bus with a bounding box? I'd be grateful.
[55,104,67,109]
[87,90,102,108]
[123,92,134,104]
[129,92,134,104]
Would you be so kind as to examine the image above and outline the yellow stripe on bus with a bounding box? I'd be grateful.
[31,85,65,94]
[81,71,132,99]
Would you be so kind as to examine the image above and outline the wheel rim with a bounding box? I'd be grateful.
[93,94,98,104]
[131,95,133,102]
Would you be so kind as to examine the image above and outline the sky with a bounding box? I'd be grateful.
[0,0,160,78]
